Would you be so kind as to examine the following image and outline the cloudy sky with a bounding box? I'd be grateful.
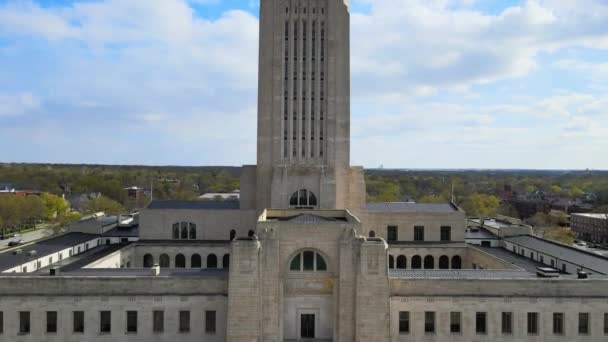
[0,0,607,169]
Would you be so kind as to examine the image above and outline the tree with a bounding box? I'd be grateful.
[459,194,500,217]
[418,194,449,204]
[84,195,126,215]
[40,193,69,221]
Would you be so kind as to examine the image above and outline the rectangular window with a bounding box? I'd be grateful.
[414,226,425,241]
[179,311,190,333]
[604,313,608,335]
[205,311,216,334]
[424,312,435,333]
[153,311,164,333]
[553,313,564,335]
[100,311,111,333]
[527,312,539,335]
[398,311,409,334]
[502,312,514,334]
[579,313,589,334]
[440,226,451,241]
[46,311,57,333]
[476,312,487,334]
[19,311,30,334]
[126,311,137,333]
[387,226,397,242]
[450,312,461,333]
[73,311,84,333]
[0,311,3,334]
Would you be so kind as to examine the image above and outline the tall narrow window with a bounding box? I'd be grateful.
[450,312,461,333]
[399,311,409,334]
[126,311,137,333]
[73,311,84,333]
[476,312,487,334]
[553,313,564,335]
[502,312,513,334]
[19,311,30,334]
[414,226,425,241]
[387,226,397,242]
[412,255,422,269]
[205,311,216,334]
[100,311,111,333]
[604,312,608,335]
[527,312,539,335]
[579,313,590,334]
[223,254,230,269]
[179,311,190,333]
[441,226,451,241]
[0,311,3,334]
[46,311,57,333]
[425,312,436,333]
[396,255,407,269]
[153,310,164,333]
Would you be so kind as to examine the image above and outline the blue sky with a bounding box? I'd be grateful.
[0,0,607,169]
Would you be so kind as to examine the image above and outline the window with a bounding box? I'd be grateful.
[223,254,230,269]
[440,226,451,241]
[527,312,539,335]
[604,313,608,334]
[47,311,57,333]
[424,255,434,269]
[502,312,513,334]
[289,189,318,208]
[73,311,84,333]
[398,311,409,334]
[173,222,196,240]
[414,226,425,241]
[191,254,202,268]
[181,222,188,239]
[143,254,154,268]
[172,223,179,239]
[248,230,255,237]
[126,311,137,333]
[0,311,3,334]
[388,255,394,269]
[451,255,462,269]
[553,313,564,335]
[175,254,186,268]
[439,255,449,269]
[369,231,376,238]
[189,223,196,239]
[424,312,436,333]
[100,311,111,333]
[579,313,589,334]
[153,311,164,333]
[205,311,216,334]
[159,254,170,268]
[450,312,461,333]
[19,311,30,334]
[412,255,422,269]
[396,255,407,269]
[207,254,218,269]
[387,226,397,241]
[230,229,236,241]
[476,312,487,334]
[290,251,327,271]
[179,311,190,333]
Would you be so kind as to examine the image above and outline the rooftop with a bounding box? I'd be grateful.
[475,246,546,273]
[389,269,534,279]
[0,232,98,271]
[571,213,607,219]
[465,228,499,240]
[102,225,139,237]
[275,213,344,223]
[147,200,240,210]
[367,202,458,213]
[504,235,608,275]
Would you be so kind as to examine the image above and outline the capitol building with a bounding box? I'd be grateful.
[0,1,607,341]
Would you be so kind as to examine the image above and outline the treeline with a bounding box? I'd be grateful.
[0,193,79,235]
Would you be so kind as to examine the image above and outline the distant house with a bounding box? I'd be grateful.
[0,182,16,193]
[199,190,240,201]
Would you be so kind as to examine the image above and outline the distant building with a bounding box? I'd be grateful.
[199,190,240,201]
[124,186,147,209]
[0,182,16,193]
[571,213,608,244]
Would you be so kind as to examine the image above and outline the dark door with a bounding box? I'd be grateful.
[300,314,315,338]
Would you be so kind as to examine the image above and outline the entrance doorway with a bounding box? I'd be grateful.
[300,314,315,338]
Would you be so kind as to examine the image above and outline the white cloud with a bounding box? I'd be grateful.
[0,92,40,117]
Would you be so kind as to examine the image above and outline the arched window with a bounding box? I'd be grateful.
[172,224,179,239]
[189,223,196,239]
[289,250,327,272]
[452,255,462,269]
[191,254,202,268]
[230,230,236,241]
[207,254,218,269]
[180,222,188,239]
[396,255,407,269]
[159,254,170,268]
[388,255,394,269]
[175,254,186,268]
[439,255,449,269]
[289,189,318,208]
[424,255,434,269]
[143,254,154,268]
[248,230,255,237]
[223,254,230,269]
[412,255,422,269]
[369,231,376,238]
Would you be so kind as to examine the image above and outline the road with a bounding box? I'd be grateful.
[0,228,52,250]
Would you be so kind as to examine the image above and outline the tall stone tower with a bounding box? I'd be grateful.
[243,0,365,212]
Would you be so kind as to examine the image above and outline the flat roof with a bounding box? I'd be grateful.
[465,228,499,240]
[571,213,607,219]
[147,200,240,210]
[55,268,229,277]
[475,246,546,273]
[0,233,98,271]
[389,269,534,279]
[504,235,608,274]
[102,225,139,237]
[367,202,458,213]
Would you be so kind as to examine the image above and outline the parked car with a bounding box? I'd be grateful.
[8,239,23,247]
